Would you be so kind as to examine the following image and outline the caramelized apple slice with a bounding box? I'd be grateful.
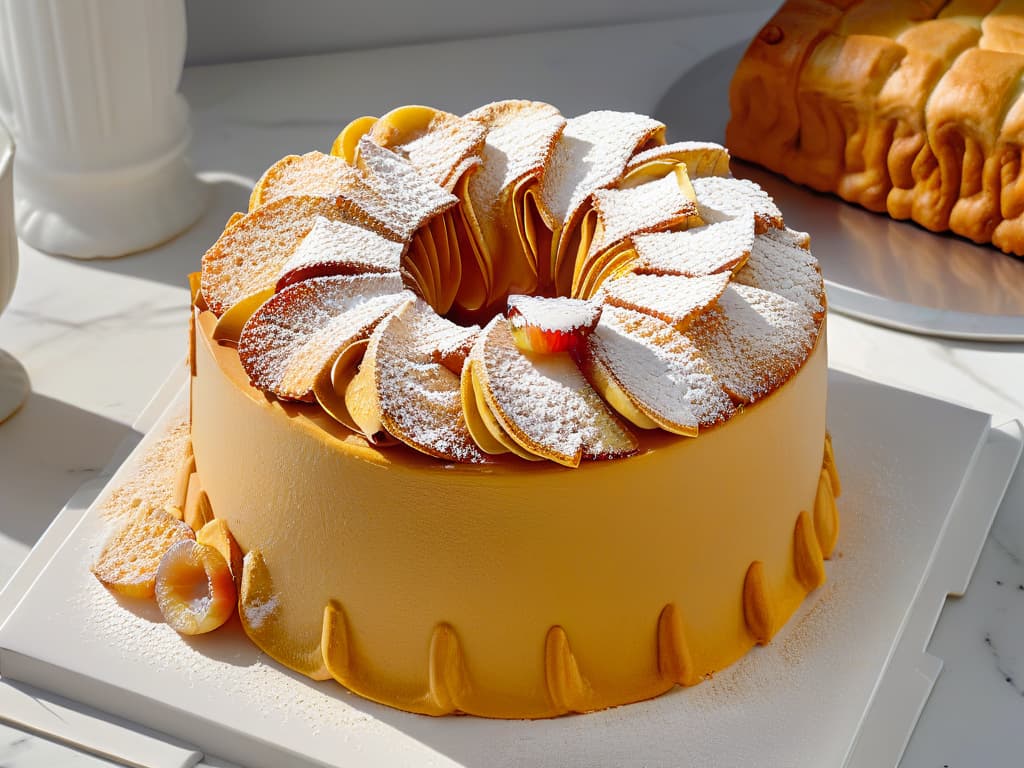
[506,295,601,354]
[355,137,461,241]
[732,227,825,322]
[462,100,566,303]
[580,305,735,435]
[212,289,274,346]
[691,176,783,234]
[625,141,731,178]
[686,283,817,403]
[237,273,410,400]
[277,215,404,290]
[602,272,730,330]
[249,152,364,211]
[572,166,698,296]
[91,505,196,598]
[156,540,237,635]
[201,195,390,316]
[368,105,487,190]
[196,518,243,583]
[331,115,377,162]
[632,209,755,278]
[313,339,369,433]
[470,316,637,466]
[538,110,665,285]
[358,299,486,462]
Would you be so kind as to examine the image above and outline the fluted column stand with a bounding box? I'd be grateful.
[0,0,205,258]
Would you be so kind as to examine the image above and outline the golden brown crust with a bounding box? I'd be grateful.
[728,0,1024,255]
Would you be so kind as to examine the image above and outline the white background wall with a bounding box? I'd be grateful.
[184,0,776,65]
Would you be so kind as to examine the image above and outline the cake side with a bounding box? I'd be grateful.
[190,309,835,718]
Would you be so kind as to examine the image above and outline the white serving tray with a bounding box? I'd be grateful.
[654,42,1024,342]
[0,368,1020,768]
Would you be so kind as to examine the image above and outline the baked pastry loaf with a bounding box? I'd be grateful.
[727,0,1024,255]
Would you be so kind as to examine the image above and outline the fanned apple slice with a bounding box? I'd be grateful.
[277,215,404,290]
[212,288,275,345]
[249,152,364,211]
[572,166,698,296]
[463,100,566,303]
[624,141,731,178]
[691,176,783,234]
[506,295,601,354]
[425,318,480,375]
[632,208,755,278]
[686,283,817,404]
[470,316,638,467]
[201,195,389,316]
[602,272,730,330]
[580,304,735,435]
[331,115,377,162]
[459,360,512,455]
[732,227,825,322]
[358,299,486,462]
[355,137,460,241]
[238,273,411,400]
[313,339,370,434]
[368,106,487,191]
[538,110,665,286]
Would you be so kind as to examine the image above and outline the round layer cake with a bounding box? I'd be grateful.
[187,101,841,718]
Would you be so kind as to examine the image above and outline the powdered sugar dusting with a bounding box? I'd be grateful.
[474,317,636,465]
[733,228,824,319]
[586,304,735,431]
[506,294,601,333]
[237,274,409,399]
[633,210,755,277]
[626,140,731,177]
[692,177,783,234]
[603,272,730,329]
[370,299,486,462]
[587,169,696,260]
[277,215,405,289]
[538,110,664,227]
[686,283,817,403]
[97,416,190,522]
[356,137,460,241]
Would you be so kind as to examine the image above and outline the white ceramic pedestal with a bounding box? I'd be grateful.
[0,120,28,423]
[0,0,205,258]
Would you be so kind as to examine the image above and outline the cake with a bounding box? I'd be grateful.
[728,0,1024,256]
[93,100,841,719]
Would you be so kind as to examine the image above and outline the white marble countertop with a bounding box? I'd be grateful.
[0,9,1022,767]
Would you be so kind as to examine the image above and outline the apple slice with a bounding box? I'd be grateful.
[691,176,783,234]
[237,273,410,400]
[601,272,730,330]
[632,208,755,278]
[624,141,731,179]
[276,215,404,290]
[368,105,487,191]
[732,227,824,322]
[470,316,637,466]
[686,283,817,403]
[538,110,665,288]
[91,505,196,598]
[581,304,736,435]
[201,195,392,317]
[506,295,601,354]
[356,298,486,462]
[331,115,377,162]
[156,540,237,635]
[196,518,244,584]
[249,151,364,211]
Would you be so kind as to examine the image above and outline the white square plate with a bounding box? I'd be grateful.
[0,369,1020,768]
